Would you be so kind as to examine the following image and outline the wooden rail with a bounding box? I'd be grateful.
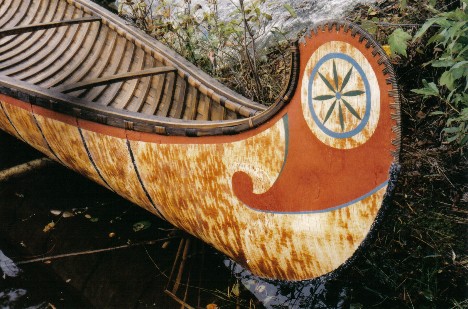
[0,16,102,37]
[55,67,177,93]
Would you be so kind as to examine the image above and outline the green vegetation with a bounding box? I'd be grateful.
[385,1,467,145]
[360,1,467,147]
[118,0,294,104]
[411,3,468,145]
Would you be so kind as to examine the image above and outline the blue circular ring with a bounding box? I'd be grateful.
[308,53,371,139]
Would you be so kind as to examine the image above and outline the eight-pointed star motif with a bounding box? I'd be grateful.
[313,60,365,132]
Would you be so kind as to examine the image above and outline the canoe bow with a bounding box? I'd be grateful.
[0,0,400,281]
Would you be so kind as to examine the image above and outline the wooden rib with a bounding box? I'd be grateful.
[132,56,154,113]
[156,72,176,117]
[28,18,100,85]
[182,87,200,120]
[94,46,143,105]
[75,34,125,99]
[0,0,13,21]
[196,94,211,120]
[38,21,102,87]
[0,16,101,37]
[0,0,42,48]
[225,109,238,120]
[210,101,226,121]
[54,25,111,88]
[144,72,167,116]
[82,38,133,101]
[0,0,55,55]
[14,13,88,81]
[57,66,176,94]
[0,0,34,43]
[0,0,22,29]
[0,2,71,69]
[110,48,146,108]
[169,76,187,119]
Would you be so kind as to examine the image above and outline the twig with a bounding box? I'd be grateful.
[358,20,441,28]
[0,158,54,182]
[239,0,263,98]
[165,290,195,309]
[14,237,177,265]
[173,238,191,294]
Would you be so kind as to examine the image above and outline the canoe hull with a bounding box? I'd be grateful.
[0,34,398,278]
[0,3,400,280]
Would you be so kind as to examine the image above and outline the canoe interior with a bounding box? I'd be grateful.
[0,0,292,133]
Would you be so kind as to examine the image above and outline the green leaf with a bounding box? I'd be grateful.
[323,100,337,124]
[340,67,353,91]
[446,134,460,143]
[432,60,456,67]
[342,98,362,120]
[450,67,465,80]
[460,134,468,145]
[360,20,377,35]
[411,88,437,97]
[133,220,152,232]
[343,90,365,97]
[399,0,407,10]
[451,61,468,70]
[283,4,297,18]
[443,126,461,134]
[440,71,455,90]
[318,72,336,92]
[412,80,439,97]
[428,33,444,45]
[413,17,445,40]
[388,28,412,57]
[313,94,335,101]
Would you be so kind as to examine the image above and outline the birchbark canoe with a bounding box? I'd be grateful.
[0,0,401,281]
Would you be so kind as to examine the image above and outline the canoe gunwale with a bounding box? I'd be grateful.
[0,48,297,136]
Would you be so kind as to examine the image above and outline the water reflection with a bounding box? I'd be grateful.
[226,260,348,308]
[0,250,22,279]
[0,289,27,307]
[0,237,92,308]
